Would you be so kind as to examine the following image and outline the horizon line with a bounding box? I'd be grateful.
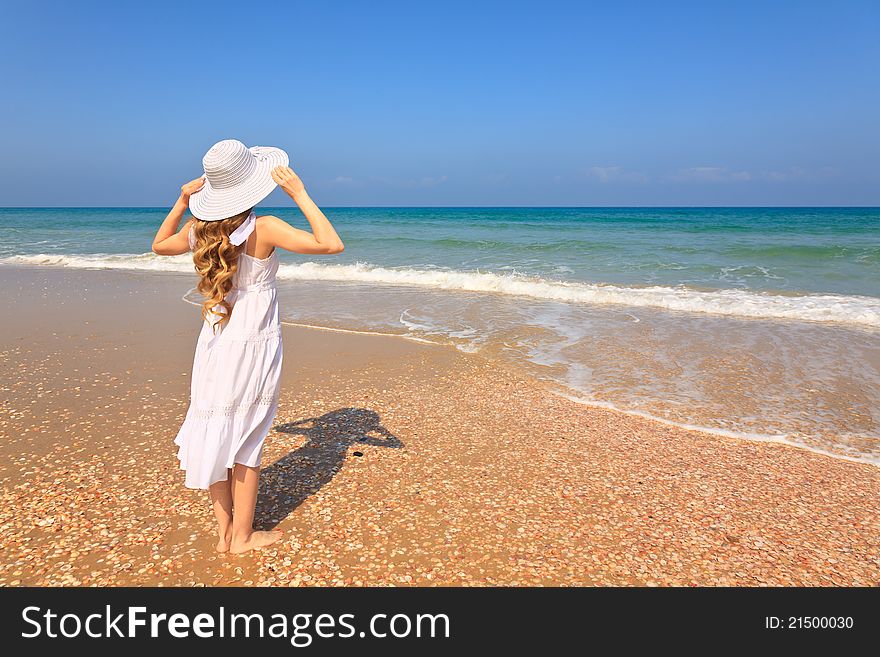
[2,205,879,210]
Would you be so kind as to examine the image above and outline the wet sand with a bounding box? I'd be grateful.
[0,265,877,586]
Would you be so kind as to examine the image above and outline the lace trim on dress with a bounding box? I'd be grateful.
[233,281,277,292]
[201,325,282,344]
[190,394,279,419]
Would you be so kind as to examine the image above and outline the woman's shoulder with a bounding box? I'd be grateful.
[253,215,286,252]
[255,214,291,233]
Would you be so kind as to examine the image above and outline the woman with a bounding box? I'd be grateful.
[151,139,344,554]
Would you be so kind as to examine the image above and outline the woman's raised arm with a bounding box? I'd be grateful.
[152,177,204,255]
[263,166,344,255]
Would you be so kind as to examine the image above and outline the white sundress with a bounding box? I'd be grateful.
[174,221,283,489]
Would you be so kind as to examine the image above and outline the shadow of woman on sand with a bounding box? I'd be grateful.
[254,408,403,530]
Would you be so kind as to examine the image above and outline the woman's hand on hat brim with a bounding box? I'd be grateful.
[180,176,206,206]
[272,166,307,200]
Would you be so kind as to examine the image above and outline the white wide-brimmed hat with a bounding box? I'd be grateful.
[189,139,289,221]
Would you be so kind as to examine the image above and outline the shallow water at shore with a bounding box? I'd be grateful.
[253,279,880,463]
[3,206,879,462]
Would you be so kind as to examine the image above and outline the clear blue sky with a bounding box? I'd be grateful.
[0,0,877,206]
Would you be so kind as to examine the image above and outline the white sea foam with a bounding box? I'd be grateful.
[3,252,198,273]
[4,252,880,327]
[554,390,879,466]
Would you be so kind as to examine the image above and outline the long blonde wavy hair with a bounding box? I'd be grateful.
[190,207,253,333]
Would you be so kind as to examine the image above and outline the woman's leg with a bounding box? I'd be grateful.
[229,463,282,554]
[209,469,233,553]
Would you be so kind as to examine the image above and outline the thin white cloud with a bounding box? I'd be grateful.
[584,166,648,184]
[414,175,448,188]
[762,168,805,182]
[669,166,752,183]
[328,174,448,188]
[330,175,360,186]
[371,175,449,189]
[761,167,839,182]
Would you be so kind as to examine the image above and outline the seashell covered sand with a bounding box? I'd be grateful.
[0,266,877,586]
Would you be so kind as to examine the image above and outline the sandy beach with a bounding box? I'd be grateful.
[0,264,877,586]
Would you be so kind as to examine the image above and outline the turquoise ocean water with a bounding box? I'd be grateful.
[2,207,878,462]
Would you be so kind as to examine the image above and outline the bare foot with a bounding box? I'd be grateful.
[215,527,232,553]
[230,530,283,554]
